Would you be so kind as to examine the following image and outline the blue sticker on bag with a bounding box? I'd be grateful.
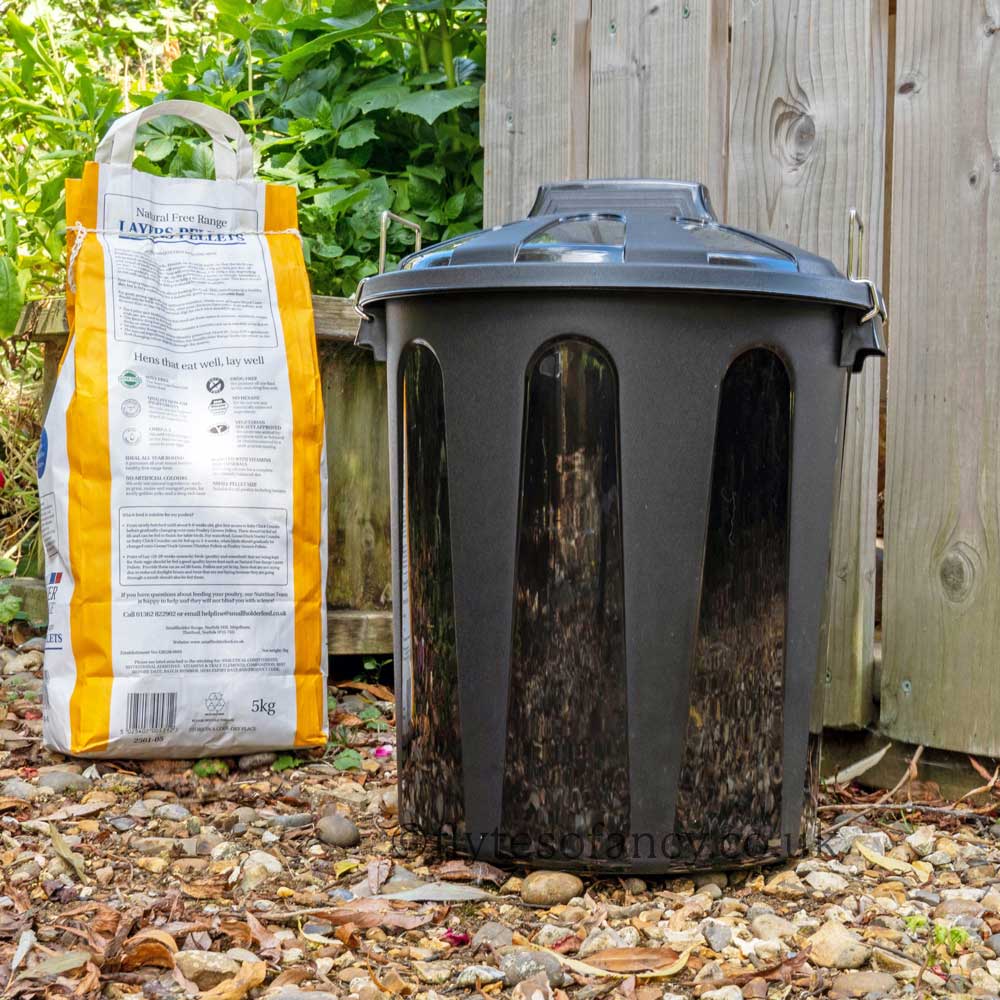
[37,428,47,478]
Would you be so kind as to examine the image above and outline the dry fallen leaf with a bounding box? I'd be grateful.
[198,960,267,1000]
[336,680,394,702]
[180,878,228,900]
[529,945,693,980]
[119,928,178,971]
[434,859,508,885]
[583,947,684,973]
[368,858,392,895]
[47,822,87,882]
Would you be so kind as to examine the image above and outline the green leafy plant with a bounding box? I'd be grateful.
[192,757,230,778]
[332,747,362,771]
[0,0,485,563]
[931,922,970,956]
[272,752,303,772]
[358,703,388,731]
[0,555,22,623]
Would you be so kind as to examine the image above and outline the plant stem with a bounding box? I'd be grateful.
[410,13,431,90]
[439,11,457,89]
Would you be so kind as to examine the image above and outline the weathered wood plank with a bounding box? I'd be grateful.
[320,341,391,612]
[19,295,359,344]
[882,0,1000,754]
[328,610,393,656]
[483,0,591,225]
[727,0,888,729]
[588,0,730,213]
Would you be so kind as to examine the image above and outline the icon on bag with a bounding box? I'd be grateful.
[206,377,225,394]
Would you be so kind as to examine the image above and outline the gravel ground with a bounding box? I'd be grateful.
[3,644,1000,1000]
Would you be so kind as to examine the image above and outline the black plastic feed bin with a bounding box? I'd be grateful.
[355,180,886,874]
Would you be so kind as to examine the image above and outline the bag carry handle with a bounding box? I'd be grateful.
[95,100,254,182]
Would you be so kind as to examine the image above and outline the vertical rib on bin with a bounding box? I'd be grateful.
[502,338,630,861]
[398,345,464,837]
[673,348,791,867]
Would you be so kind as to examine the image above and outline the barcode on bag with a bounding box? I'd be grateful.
[126,692,178,733]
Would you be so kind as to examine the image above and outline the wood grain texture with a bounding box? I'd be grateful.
[588,0,730,212]
[328,610,393,656]
[320,341,391,613]
[21,295,359,343]
[483,0,591,225]
[727,0,888,728]
[882,0,1000,753]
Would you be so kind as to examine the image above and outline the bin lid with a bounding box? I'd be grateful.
[356,180,886,370]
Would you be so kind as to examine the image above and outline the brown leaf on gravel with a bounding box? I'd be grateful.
[332,712,365,726]
[269,967,313,989]
[119,928,178,970]
[319,898,432,930]
[368,858,392,894]
[246,910,281,954]
[336,680,394,702]
[434,859,507,885]
[583,947,684,972]
[197,960,267,1000]
[180,878,228,900]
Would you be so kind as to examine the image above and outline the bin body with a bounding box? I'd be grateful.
[357,181,884,873]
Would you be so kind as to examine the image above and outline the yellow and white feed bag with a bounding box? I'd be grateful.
[39,101,328,757]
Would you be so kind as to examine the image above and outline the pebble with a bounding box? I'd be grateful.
[175,951,240,989]
[749,912,797,941]
[1,778,38,801]
[925,851,954,867]
[933,898,984,919]
[456,966,506,987]
[37,770,91,794]
[985,933,1000,956]
[154,803,191,821]
[316,813,360,848]
[520,870,583,906]
[473,920,514,950]
[268,812,313,830]
[700,987,742,1000]
[807,920,871,969]
[909,888,941,906]
[107,816,136,833]
[246,850,282,873]
[700,919,733,953]
[577,926,638,957]
[130,836,177,857]
[499,949,562,987]
[413,961,452,985]
[805,870,849,893]
[828,970,898,998]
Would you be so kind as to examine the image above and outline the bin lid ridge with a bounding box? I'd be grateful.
[356,179,887,371]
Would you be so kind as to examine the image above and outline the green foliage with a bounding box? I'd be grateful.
[358,704,388,731]
[332,747,362,770]
[1,0,485,311]
[271,752,303,771]
[931,922,970,956]
[192,757,231,777]
[0,554,22,624]
[0,0,485,561]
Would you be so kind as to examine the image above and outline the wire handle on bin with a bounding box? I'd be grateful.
[354,211,423,322]
[847,208,888,329]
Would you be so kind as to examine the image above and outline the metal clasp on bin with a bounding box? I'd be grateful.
[353,211,423,323]
[847,209,888,328]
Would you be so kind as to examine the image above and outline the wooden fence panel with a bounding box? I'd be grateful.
[727,0,889,728]
[588,0,729,208]
[882,0,1000,754]
[483,0,591,225]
